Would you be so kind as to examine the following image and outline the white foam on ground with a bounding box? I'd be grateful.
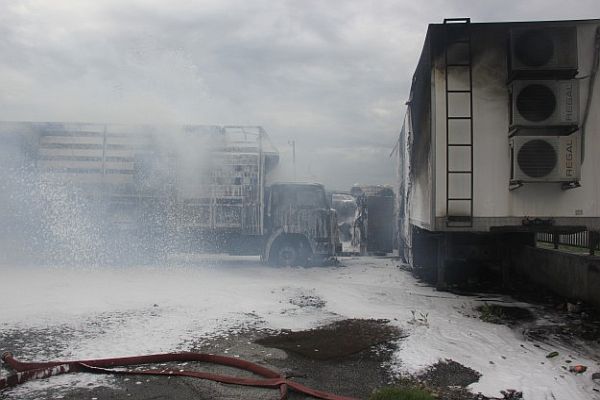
[1,256,598,399]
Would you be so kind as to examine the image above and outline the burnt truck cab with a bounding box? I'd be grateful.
[263,182,341,266]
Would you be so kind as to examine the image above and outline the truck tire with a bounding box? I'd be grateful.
[269,236,309,267]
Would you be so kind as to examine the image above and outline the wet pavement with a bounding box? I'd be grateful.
[0,322,396,400]
[1,256,600,400]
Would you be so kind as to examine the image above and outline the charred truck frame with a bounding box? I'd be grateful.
[0,123,338,265]
[396,19,600,286]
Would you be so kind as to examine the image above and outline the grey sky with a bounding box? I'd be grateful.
[1,0,598,190]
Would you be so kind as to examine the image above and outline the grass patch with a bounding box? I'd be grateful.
[369,387,434,400]
[537,241,591,255]
[477,303,535,325]
[479,303,506,324]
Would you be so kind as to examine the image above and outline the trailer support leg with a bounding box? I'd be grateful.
[589,231,599,256]
[436,234,447,291]
[500,235,511,289]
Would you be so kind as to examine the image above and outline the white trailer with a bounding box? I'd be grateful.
[396,18,600,286]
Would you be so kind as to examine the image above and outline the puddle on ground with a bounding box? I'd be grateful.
[255,318,401,360]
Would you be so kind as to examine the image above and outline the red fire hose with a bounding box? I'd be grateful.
[0,351,358,400]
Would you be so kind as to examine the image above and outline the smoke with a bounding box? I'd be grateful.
[0,123,240,266]
[0,149,98,265]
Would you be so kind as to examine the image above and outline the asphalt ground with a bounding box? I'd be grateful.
[0,322,395,400]
[2,256,600,400]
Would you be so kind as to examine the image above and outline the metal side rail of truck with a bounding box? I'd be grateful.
[0,122,340,266]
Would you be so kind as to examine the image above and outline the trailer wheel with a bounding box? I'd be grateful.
[269,236,309,266]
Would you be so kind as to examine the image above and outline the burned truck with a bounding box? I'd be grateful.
[350,185,395,255]
[0,122,338,265]
[330,186,395,255]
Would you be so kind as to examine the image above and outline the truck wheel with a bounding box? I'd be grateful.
[270,238,308,266]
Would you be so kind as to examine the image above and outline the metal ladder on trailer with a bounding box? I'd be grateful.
[444,18,473,227]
